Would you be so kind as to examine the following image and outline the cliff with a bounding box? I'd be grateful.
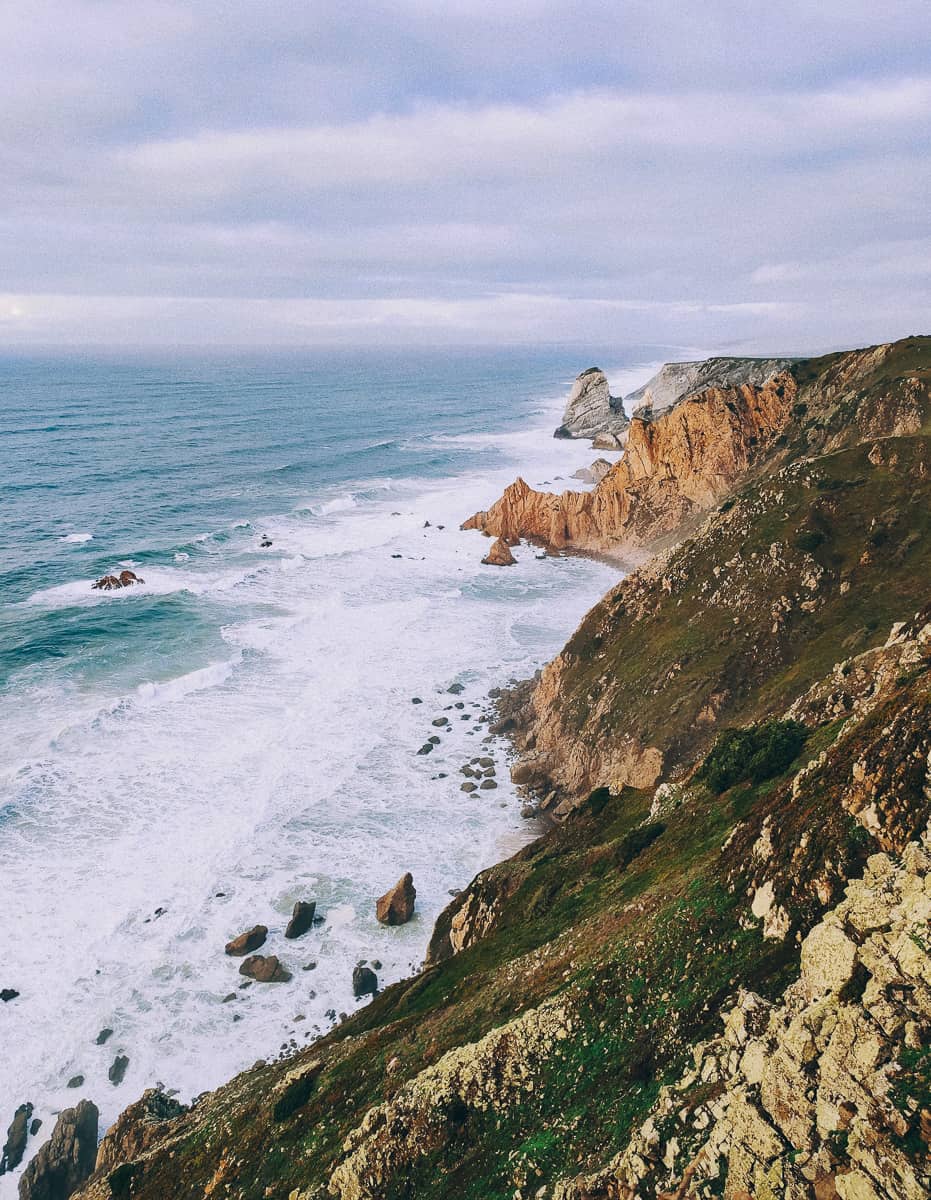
[46,334,931,1200]
[462,339,930,556]
[625,355,795,420]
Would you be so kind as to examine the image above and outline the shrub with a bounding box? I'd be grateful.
[794,529,825,553]
[698,720,808,794]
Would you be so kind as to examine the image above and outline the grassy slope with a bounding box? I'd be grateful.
[75,339,931,1200]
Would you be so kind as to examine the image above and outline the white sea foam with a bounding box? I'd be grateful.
[0,384,624,1193]
[58,531,94,543]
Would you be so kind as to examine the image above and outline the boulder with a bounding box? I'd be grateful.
[352,966,378,998]
[285,901,316,940]
[224,925,268,956]
[589,458,614,484]
[1,1102,33,1175]
[592,431,624,450]
[239,955,291,983]
[481,538,516,567]
[17,1099,98,1200]
[108,1054,129,1086]
[375,873,417,926]
[1,988,19,1002]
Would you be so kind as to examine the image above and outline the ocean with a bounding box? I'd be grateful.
[0,345,660,1184]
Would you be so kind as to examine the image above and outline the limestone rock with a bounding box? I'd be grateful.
[224,925,267,956]
[481,537,516,566]
[284,901,316,940]
[375,873,416,926]
[18,1100,98,1200]
[554,368,630,441]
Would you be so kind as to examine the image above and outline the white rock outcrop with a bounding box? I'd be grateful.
[555,368,630,441]
[626,356,795,421]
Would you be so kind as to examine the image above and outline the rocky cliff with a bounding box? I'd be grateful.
[554,367,630,442]
[51,334,931,1200]
[462,339,930,556]
[625,356,795,421]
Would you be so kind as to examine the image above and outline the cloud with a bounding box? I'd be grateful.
[0,2,929,348]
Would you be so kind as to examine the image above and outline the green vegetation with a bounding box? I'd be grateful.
[697,719,808,794]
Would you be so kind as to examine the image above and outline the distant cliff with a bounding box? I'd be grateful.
[626,355,795,420]
[553,367,629,442]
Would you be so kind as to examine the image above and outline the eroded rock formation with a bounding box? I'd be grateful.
[375,872,416,925]
[554,368,629,441]
[464,373,797,553]
[18,1100,98,1200]
[625,355,794,421]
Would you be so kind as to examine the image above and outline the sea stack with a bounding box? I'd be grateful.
[554,368,629,441]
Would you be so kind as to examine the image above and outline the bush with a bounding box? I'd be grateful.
[794,529,825,553]
[698,720,808,794]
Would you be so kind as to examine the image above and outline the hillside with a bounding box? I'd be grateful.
[19,336,931,1200]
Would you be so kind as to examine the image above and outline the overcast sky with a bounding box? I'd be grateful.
[1,1,929,351]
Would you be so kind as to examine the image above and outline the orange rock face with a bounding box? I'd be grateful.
[462,375,797,554]
[376,872,416,925]
[481,537,517,566]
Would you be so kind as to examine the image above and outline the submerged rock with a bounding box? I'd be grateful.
[239,955,291,983]
[91,570,144,591]
[224,925,267,956]
[375,873,417,926]
[481,537,516,567]
[0,1102,33,1175]
[284,900,316,940]
[17,1099,98,1200]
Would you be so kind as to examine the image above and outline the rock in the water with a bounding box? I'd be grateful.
[239,954,291,983]
[91,570,144,591]
[447,683,464,694]
[461,782,477,793]
[592,431,624,450]
[481,537,516,567]
[0,988,19,1002]
[108,1054,129,1086]
[66,1077,83,1089]
[375,872,416,926]
[1,1102,33,1175]
[94,1028,113,1045]
[416,743,434,755]
[431,717,449,727]
[285,900,316,940]
[479,779,498,790]
[352,966,378,998]
[17,1099,98,1200]
[224,925,268,956]
[554,368,629,441]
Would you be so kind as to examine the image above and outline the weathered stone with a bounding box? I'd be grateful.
[375,873,416,926]
[285,901,316,940]
[352,966,378,998]
[224,925,268,956]
[481,537,516,567]
[1,1102,33,1175]
[239,955,291,983]
[17,1099,98,1200]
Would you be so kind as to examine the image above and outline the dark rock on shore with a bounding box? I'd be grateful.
[284,900,316,940]
[352,966,378,998]
[224,925,267,956]
[108,1054,129,1086]
[239,955,291,983]
[375,873,416,925]
[17,1099,98,1200]
[0,1102,33,1175]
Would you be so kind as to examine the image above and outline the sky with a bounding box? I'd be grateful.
[1,0,929,351]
